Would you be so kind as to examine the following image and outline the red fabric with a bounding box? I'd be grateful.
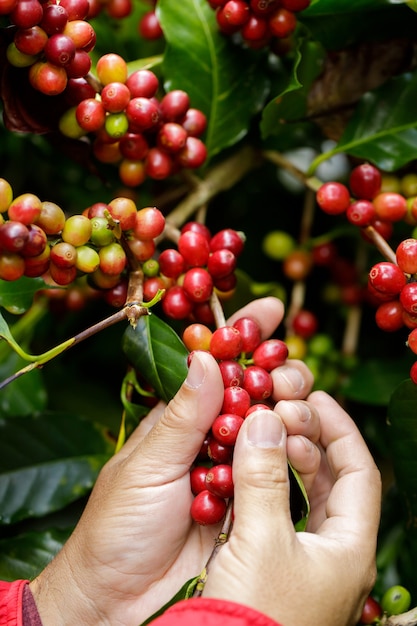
[0,581,283,626]
[0,580,27,626]
[151,598,282,626]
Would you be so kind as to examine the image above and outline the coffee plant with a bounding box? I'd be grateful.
[4,0,417,622]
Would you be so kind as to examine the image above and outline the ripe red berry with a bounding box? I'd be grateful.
[210,325,243,360]
[396,238,417,275]
[0,221,29,252]
[410,361,417,385]
[252,339,289,371]
[243,365,273,401]
[207,436,233,464]
[407,328,417,354]
[205,464,234,498]
[134,206,165,240]
[291,309,318,339]
[232,316,262,352]
[221,385,251,416]
[160,90,190,122]
[162,285,193,320]
[375,300,404,332]
[178,230,210,267]
[190,465,210,495]
[268,7,297,38]
[349,163,382,200]
[8,193,42,224]
[212,412,244,446]
[218,360,244,387]
[207,248,237,279]
[346,199,376,226]
[158,248,186,278]
[400,282,417,315]
[190,489,227,525]
[126,69,159,98]
[316,182,351,215]
[210,228,245,257]
[359,595,383,625]
[368,262,407,297]
[373,192,407,222]
[182,267,213,303]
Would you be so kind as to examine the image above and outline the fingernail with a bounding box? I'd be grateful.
[185,352,206,389]
[277,366,304,394]
[247,411,285,448]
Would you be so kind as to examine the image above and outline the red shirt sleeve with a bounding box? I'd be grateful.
[150,598,283,626]
[0,579,27,626]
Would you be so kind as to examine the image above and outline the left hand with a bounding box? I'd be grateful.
[30,297,317,626]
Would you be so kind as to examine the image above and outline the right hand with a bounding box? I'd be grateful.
[202,392,382,626]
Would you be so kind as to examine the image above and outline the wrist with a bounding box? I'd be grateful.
[29,549,106,626]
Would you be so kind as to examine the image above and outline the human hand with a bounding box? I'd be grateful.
[29,296,316,626]
[201,391,382,626]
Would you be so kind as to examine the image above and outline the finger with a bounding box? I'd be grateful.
[125,351,224,483]
[274,400,321,499]
[231,410,296,552]
[307,391,382,547]
[226,296,284,340]
[271,360,314,400]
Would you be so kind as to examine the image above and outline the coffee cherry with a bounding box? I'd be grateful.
[283,249,313,281]
[291,309,318,339]
[359,595,382,625]
[210,325,243,360]
[212,412,244,446]
[0,221,29,252]
[190,489,227,525]
[126,69,159,98]
[207,436,233,464]
[10,0,43,29]
[29,60,68,95]
[178,230,210,267]
[181,108,207,137]
[210,228,245,257]
[0,178,13,214]
[316,181,351,215]
[269,7,297,38]
[349,163,382,200]
[182,323,213,351]
[396,238,417,274]
[101,81,131,113]
[162,285,193,319]
[373,192,407,222]
[205,463,234,498]
[375,300,404,332]
[138,9,163,40]
[368,262,407,297]
[133,206,165,240]
[14,25,48,56]
[160,90,190,122]
[0,252,25,280]
[75,245,100,273]
[381,585,411,616]
[221,385,251,416]
[232,316,261,352]
[98,242,127,275]
[40,3,68,34]
[218,360,244,387]
[62,214,92,246]
[400,282,417,314]
[243,365,273,400]
[21,223,47,257]
[8,192,42,224]
[183,267,213,303]
[36,201,66,234]
[76,98,106,132]
[50,241,77,268]
[96,53,127,85]
[346,199,376,226]
[252,338,288,370]
[190,465,210,495]
[44,33,75,66]
[49,261,77,285]
[158,248,186,278]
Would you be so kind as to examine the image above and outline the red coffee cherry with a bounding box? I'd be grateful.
[232,316,262,352]
[349,163,382,200]
[368,262,407,297]
[211,412,244,446]
[190,465,210,495]
[190,489,227,525]
[252,338,288,371]
[205,464,234,498]
[243,365,273,401]
[210,325,243,360]
[221,385,251,416]
[396,238,417,275]
[316,181,351,215]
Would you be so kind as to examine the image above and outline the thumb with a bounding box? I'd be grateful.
[232,410,296,544]
[134,350,224,479]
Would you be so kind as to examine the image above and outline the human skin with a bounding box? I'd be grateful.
[29,297,380,626]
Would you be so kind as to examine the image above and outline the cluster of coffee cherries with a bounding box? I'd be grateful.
[182,316,289,525]
[3,0,97,95]
[0,177,166,301]
[359,584,412,624]
[59,57,208,187]
[316,162,417,384]
[142,223,245,325]
[205,0,311,51]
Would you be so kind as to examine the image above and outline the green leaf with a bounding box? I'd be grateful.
[303,0,393,14]
[158,0,270,158]
[261,38,325,138]
[122,314,188,404]
[309,72,417,173]
[388,381,417,553]
[0,412,114,524]
[0,528,71,581]
[0,352,47,417]
[341,357,413,406]
[0,277,51,315]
